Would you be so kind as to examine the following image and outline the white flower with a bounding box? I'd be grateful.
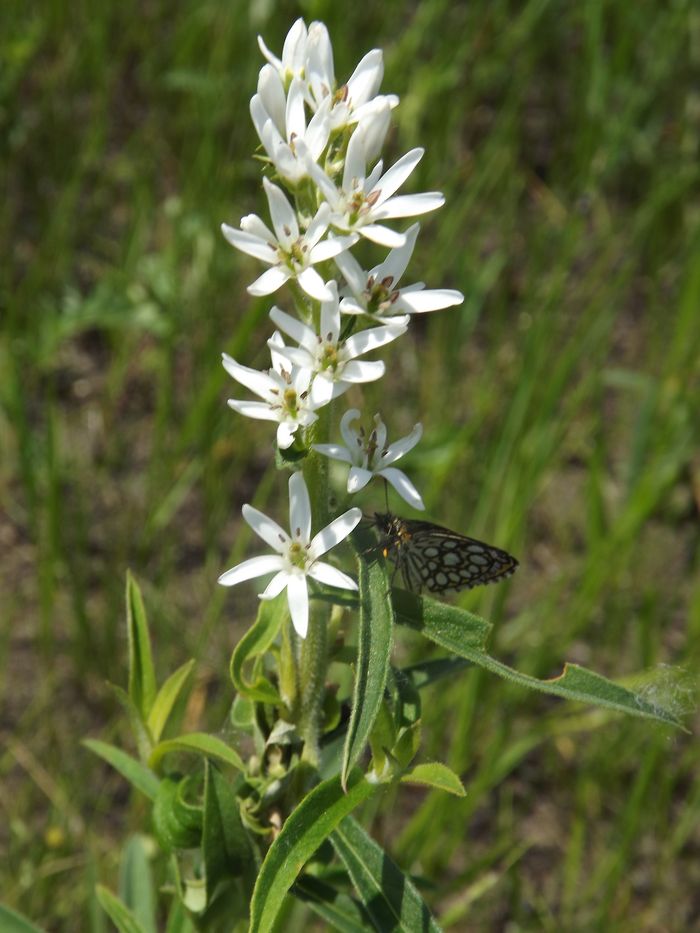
[221,178,357,301]
[257,18,309,87]
[336,223,464,323]
[222,333,321,449]
[250,73,332,185]
[305,23,398,137]
[314,410,425,510]
[269,283,407,406]
[218,472,362,637]
[300,129,444,248]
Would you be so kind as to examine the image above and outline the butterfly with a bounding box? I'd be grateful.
[372,512,518,594]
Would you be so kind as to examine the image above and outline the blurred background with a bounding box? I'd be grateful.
[2,0,699,928]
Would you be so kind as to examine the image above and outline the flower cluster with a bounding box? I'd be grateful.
[219,19,464,636]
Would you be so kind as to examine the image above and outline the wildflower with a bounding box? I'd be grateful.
[222,334,320,449]
[269,283,407,405]
[305,22,398,137]
[336,223,464,322]
[257,18,309,87]
[314,409,425,509]
[221,178,357,301]
[250,74,332,185]
[218,472,361,637]
[300,129,444,248]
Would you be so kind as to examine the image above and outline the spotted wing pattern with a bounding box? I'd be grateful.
[373,512,518,594]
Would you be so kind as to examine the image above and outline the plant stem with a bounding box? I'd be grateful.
[298,401,333,765]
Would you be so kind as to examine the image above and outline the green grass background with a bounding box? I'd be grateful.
[2,0,699,929]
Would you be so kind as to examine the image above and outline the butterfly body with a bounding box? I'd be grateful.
[373,512,518,594]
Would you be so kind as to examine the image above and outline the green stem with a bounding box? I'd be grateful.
[298,401,333,765]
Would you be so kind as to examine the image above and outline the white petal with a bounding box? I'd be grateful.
[347,466,372,494]
[379,467,425,510]
[269,307,317,352]
[287,573,309,638]
[334,249,366,297]
[344,322,406,358]
[343,128,367,194]
[259,571,290,599]
[242,504,289,552]
[307,22,334,88]
[372,148,423,204]
[227,399,280,421]
[319,284,340,341]
[305,100,332,160]
[354,99,391,165]
[340,408,362,453]
[372,414,387,452]
[221,224,277,262]
[396,288,464,314]
[298,267,333,301]
[379,422,423,466]
[257,34,283,72]
[359,224,406,248]
[347,49,384,107]
[374,192,445,220]
[372,223,419,285]
[240,212,276,243]
[304,202,331,249]
[257,65,286,134]
[263,178,298,245]
[310,375,336,406]
[338,297,367,316]
[276,421,298,449]
[218,554,286,586]
[312,443,354,464]
[247,266,291,296]
[282,18,307,74]
[308,561,358,591]
[308,508,362,560]
[285,77,307,140]
[341,360,385,383]
[309,233,358,263]
[289,472,312,543]
[222,353,275,398]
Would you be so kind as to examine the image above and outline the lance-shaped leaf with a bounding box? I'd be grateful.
[400,762,466,797]
[83,739,160,800]
[126,571,157,720]
[230,594,286,705]
[118,835,157,933]
[331,816,443,932]
[293,875,372,933]
[249,771,377,933]
[202,761,258,903]
[96,886,148,933]
[0,904,47,933]
[393,589,683,728]
[342,526,395,789]
[147,659,195,743]
[149,733,245,773]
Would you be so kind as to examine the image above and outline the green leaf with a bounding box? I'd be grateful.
[202,761,258,903]
[147,659,195,743]
[230,594,286,705]
[331,816,442,932]
[249,771,377,933]
[126,571,157,720]
[152,775,203,851]
[83,739,160,801]
[95,886,148,933]
[0,904,47,933]
[118,836,157,933]
[342,526,395,789]
[401,657,471,690]
[400,762,466,797]
[393,589,683,728]
[293,875,372,933]
[149,733,245,773]
[107,684,154,763]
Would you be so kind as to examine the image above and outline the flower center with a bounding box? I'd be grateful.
[288,540,308,570]
[283,387,299,416]
[365,275,397,314]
